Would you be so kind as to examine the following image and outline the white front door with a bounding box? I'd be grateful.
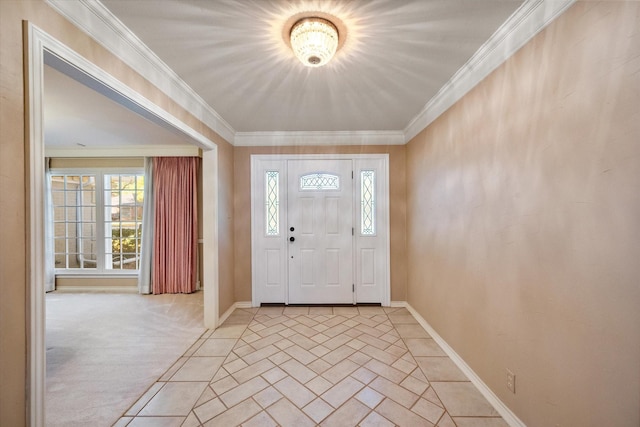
[251,154,390,306]
[287,159,353,304]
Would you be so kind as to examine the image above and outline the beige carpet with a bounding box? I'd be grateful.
[46,292,205,427]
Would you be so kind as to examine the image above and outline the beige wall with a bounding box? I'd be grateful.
[0,2,234,424]
[405,2,640,426]
[233,145,407,303]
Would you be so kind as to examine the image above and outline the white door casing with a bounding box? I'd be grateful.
[251,154,389,306]
[287,159,353,304]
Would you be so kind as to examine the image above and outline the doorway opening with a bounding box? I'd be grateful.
[26,23,219,425]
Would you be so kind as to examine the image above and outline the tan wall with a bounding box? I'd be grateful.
[0,2,234,424]
[49,157,144,169]
[233,145,407,303]
[217,140,236,314]
[405,2,640,426]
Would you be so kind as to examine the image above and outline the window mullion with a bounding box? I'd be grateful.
[95,170,106,273]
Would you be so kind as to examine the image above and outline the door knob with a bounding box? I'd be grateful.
[290,227,295,232]
[289,236,295,242]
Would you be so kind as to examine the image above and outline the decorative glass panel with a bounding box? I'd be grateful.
[265,171,279,235]
[360,170,375,235]
[300,173,340,190]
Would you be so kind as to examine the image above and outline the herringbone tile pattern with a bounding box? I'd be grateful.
[116,307,507,427]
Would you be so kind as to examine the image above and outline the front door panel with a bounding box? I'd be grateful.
[287,159,353,304]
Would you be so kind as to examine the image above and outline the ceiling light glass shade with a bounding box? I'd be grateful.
[290,17,339,67]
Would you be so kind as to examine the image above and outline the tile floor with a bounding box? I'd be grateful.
[116,306,508,427]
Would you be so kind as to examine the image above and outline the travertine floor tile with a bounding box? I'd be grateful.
[376,398,434,427]
[303,397,334,423]
[356,386,385,408]
[266,398,315,427]
[170,356,224,382]
[127,416,185,427]
[193,338,236,357]
[203,398,261,426]
[242,410,278,427]
[139,382,207,416]
[321,376,365,408]
[453,417,511,427]
[395,324,431,338]
[405,338,447,356]
[320,398,370,427]
[210,324,247,338]
[416,356,469,381]
[273,376,316,407]
[360,411,395,427]
[193,397,226,423]
[412,397,446,423]
[122,307,507,427]
[431,382,500,417]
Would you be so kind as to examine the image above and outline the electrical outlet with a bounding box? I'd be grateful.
[506,369,516,393]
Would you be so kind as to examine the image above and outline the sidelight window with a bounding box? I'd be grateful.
[360,170,376,235]
[266,171,280,235]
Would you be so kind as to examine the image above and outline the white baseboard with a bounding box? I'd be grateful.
[217,301,253,325]
[404,303,526,427]
[390,301,408,308]
[54,285,138,293]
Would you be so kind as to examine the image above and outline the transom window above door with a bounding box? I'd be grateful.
[299,173,340,190]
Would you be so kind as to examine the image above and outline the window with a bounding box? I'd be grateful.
[300,173,340,190]
[51,171,144,272]
[265,171,279,236]
[104,174,144,270]
[360,170,375,235]
[52,175,97,269]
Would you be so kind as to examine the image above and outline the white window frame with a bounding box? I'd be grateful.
[49,167,144,276]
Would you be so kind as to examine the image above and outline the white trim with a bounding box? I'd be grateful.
[235,131,405,147]
[390,301,407,308]
[45,145,200,158]
[217,301,252,325]
[405,303,527,427]
[202,149,219,330]
[54,285,138,293]
[25,23,47,427]
[404,0,575,142]
[235,301,253,309]
[26,24,219,426]
[45,0,236,144]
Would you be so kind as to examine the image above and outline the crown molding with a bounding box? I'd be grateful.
[47,0,574,148]
[403,0,576,143]
[45,0,236,144]
[234,130,405,147]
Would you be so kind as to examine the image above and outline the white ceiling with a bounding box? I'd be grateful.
[44,64,194,149]
[44,0,575,149]
[96,0,525,134]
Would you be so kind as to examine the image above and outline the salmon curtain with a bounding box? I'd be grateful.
[151,157,199,294]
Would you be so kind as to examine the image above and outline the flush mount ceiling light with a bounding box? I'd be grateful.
[290,17,339,67]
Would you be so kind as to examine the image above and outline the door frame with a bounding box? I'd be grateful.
[250,154,390,307]
[25,23,220,426]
